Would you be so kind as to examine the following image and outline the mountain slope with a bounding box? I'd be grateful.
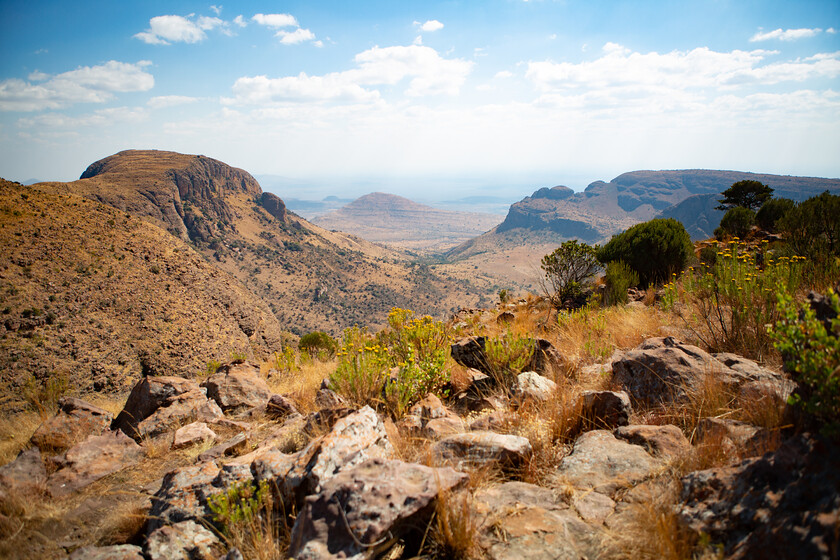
[34,151,493,335]
[313,192,503,253]
[0,178,291,411]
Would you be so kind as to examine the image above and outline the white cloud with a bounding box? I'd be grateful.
[28,71,50,81]
[750,28,822,42]
[233,15,246,27]
[17,106,149,129]
[494,70,513,79]
[229,73,380,104]
[420,20,444,32]
[314,40,324,48]
[147,95,199,108]
[828,28,837,34]
[276,28,315,44]
[135,15,209,44]
[252,13,297,28]
[210,5,221,15]
[0,61,154,112]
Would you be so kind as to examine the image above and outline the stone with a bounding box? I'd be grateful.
[526,338,566,378]
[573,491,616,525]
[496,310,515,324]
[30,397,113,453]
[47,431,142,497]
[172,422,217,450]
[145,520,221,560]
[423,416,465,439]
[513,371,557,403]
[451,336,490,375]
[201,363,273,414]
[696,417,774,457]
[614,424,690,459]
[679,433,840,560]
[112,376,202,437]
[432,431,531,471]
[581,390,633,429]
[0,447,46,497]
[474,482,600,560]
[555,430,661,497]
[468,409,509,432]
[283,406,393,506]
[260,192,287,222]
[289,458,468,560]
[266,394,299,419]
[408,393,447,420]
[136,392,224,440]
[68,544,145,560]
[314,388,345,409]
[196,432,249,463]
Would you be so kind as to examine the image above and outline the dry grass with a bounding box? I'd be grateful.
[267,359,336,415]
[424,488,484,560]
[0,411,42,466]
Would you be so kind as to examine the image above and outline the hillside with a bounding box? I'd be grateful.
[0,178,291,412]
[446,170,840,291]
[33,151,496,335]
[312,192,504,253]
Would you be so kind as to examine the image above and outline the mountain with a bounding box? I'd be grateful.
[312,192,504,253]
[656,194,724,240]
[0,178,291,411]
[31,150,493,337]
[445,170,840,290]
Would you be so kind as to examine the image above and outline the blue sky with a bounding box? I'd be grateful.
[1,0,839,200]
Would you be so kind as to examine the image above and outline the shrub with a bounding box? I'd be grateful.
[540,240,600,309]
[298,331,337,358]
[208,480,286,559]
[770,291,839,436]
[779,191,840,262]
[597,218,693,288]
[755,197,794,233]
[715,207,755,240]
[23,373,69,419]
[603,261,639,306]
[716,180,773,212]
[485,330,534,387]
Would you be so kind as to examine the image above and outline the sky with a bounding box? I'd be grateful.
[1,0,839,201]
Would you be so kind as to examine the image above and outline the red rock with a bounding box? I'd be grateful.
[47,431,142,497]
[30,397,113,453]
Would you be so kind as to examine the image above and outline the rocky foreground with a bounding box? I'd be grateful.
[0,324,836,560]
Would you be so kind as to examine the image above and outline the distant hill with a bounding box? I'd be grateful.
[445,169,840,289]
[313,192,504,253]
[0,178,290,411]
[31,150,494,338]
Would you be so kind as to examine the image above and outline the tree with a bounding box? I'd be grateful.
[540,240,600,309]
[755,197,795,233]
[716,180,774,212]
[779,190,840,261]
[597,218,693,288]
[715,206,755,240]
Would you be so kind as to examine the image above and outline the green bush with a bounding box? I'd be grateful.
[298,331,337,358]
[603,261,639,306]
[597,218,693,288]
[755,197,794,233]
[540,240,600,309]
[770,291,839,436]
[715,207,755,240]
[716,180,774,212]
[779,191,840,262]
[485,330,534,387]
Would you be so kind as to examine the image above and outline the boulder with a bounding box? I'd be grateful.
[451,337,490,375]
[0,447,46,497]
[201,363,273,414]
[496,311,515,324]
[196,432,249,463]
[614,424,690,459]
[527,338,565,378]
[47,431,141,497]
[555,430,661,497]
[573,491,616,525]
[679,433,840,559]
[112,376,202,437]
[30,397,113,453]
[474,482,600,560]
[581,390,632,429]
[398,394,465,439]
[289,458,468,560]
[172,422,217,450]
[283,406,393,506]
[266,394,299,420]
[136,391,224,440]
[68,545,145,560]
[696,417,774,457]
[314,387,345,409]
[145,520,221,560]
[513,371,557,403]
[432,431,531,471]
[423,416,466,439]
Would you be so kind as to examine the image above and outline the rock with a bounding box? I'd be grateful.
[468,409,509,432]
[513,371,557,403]
[432,431,531,471]
[0,447,46,497]
[220,549,244,560]
[289,458,468,560]
[314,388,345,409]
[266,394,299,419]
[172,422,217,450]
[47,431,142,497]
[30,397,113,453]
[201,364,273,414]
[68,544,145,560]
[399,394,465,439]
[612,337,788,405]
[112,376,202,437]
[497,310,515,324]
[260,192,287,222]
[527,338,565,378]
[451,337,490,375]
[696,417,774,457]
[283,406,393,506]
[423,416,466,439]
[196,432,249,463]
[555,430,661,497]
[807,290,838,332]
[474,482,599,560]
[581,390,632,429]
[573,491,616,525]
[614,424,690,459]
[679,433,840,559]
[408,393,448,420]
[136,392,224,440]
[251,448,297,484]
[145,520,221,560]
[714,353,794,402]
